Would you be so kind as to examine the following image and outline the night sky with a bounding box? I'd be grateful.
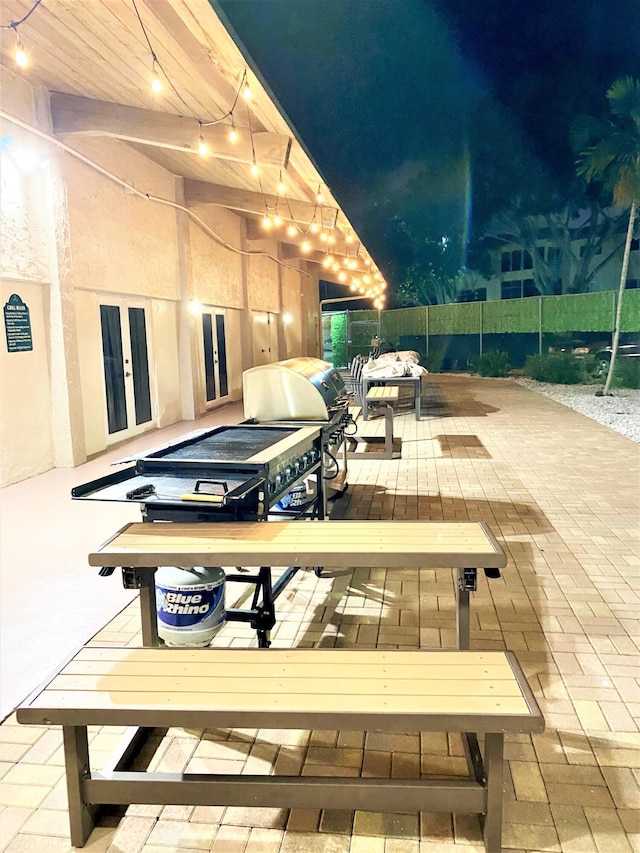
[216,0,640,299]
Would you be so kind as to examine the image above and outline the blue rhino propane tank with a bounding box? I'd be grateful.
[155,566,225,647]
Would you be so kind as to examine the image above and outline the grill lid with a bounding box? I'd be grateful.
[243,357,346,421]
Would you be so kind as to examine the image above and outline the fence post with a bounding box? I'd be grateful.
[538,296,543,354]
[425,305,429,355]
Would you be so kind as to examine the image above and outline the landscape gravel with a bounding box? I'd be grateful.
[512,377,640,443]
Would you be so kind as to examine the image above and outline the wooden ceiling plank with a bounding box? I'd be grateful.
[41,2,152,104]
[0,4,134,105]
[139,0,240,120]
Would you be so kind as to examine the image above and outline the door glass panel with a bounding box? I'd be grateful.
[203,313,216,401]
[216,314,228,397]
[100,305,127,434]
[128,307,152,425]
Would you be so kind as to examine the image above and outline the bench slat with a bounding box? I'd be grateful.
[65,660,515,680]
[53,674,525,698]
[28,688,532,717]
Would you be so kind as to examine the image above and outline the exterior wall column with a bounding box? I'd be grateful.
[174,177,198,421]
[34,87,86,467]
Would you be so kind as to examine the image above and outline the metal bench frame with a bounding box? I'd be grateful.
[18,647,544,853]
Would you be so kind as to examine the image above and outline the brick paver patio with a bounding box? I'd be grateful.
[1,374,638,853]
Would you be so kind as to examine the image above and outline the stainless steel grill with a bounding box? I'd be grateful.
[243,357,357,500]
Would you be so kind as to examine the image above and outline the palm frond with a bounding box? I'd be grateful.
[607,76,640,121]
[570,115,612,153]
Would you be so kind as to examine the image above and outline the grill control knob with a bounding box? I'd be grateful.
[275,474,282,486]
[285,466,292,479]
[269,482,277,494]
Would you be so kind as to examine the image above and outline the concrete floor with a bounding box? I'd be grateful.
[1,374,639,853]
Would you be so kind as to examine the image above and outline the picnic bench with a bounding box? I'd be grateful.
[17,646,544,853]
[361,373,422,420]
[348,386,401,459]
[89,520,507,650]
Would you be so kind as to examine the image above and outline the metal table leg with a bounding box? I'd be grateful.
[63,725,96,847]
[483,732,505,853]
[456,567,476,650]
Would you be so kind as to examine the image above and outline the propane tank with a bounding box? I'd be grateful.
[155,566,225,647]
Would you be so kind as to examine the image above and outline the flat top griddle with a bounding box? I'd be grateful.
[155,427,296,462]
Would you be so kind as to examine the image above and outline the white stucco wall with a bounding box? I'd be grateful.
[281,261,303,358]
[188,205,244,308]
[0,280,53,483]
[62,138,181,300]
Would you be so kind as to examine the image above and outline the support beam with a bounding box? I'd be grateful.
[50,94,291,168]
[184,180,337,227]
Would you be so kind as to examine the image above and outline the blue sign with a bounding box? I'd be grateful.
[4,294,32,353]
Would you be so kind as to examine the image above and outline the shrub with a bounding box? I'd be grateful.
[524,353,586,384]
[613,357,640,389]
[424,348,445,372]
[476,350,510,377]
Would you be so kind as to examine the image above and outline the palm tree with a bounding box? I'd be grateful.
[571,76,640,396]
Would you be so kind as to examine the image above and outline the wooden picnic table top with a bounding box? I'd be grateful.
[89,520,507,570]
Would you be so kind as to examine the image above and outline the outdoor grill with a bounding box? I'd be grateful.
[242,357,357,498]
[71,424,324,522]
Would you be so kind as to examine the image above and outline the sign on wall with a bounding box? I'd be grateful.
[4,294,33,352]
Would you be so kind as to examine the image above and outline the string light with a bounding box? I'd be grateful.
[228,121,238,143]
[1,0,43,69]
[301,239,311,253]
[242,78,252,100]
[151,60,162,94]
[14,32,27,67]
[287,224,297,237]
[278,172,286,194]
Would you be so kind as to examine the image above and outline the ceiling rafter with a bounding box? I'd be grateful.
[50,93,292,168]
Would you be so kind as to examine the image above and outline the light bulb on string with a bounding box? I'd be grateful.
[322,257,331,268]
[228,121,238,143]
[14,31,27,68]
[250,161,259,176]
[309,222,319,234]
[365,258,371,266]
[151,59,162,93]
[301,239,311,253]
[327,235,335,245]
[338,271,347,282]
[277,172,285,194]
[346,233,354,244]
[262,214,272,229]
[287,224,297,237]
[273,214,282,227]
[316,187,323,204]
[319,232,327,242]
[242,78,252,100]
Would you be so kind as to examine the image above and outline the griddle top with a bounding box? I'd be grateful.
[151,426,296,462]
